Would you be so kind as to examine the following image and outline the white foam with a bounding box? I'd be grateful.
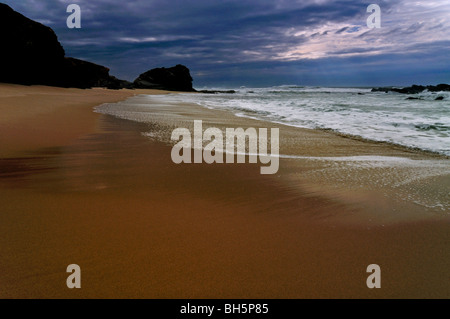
[96,87,450,156]
[141,88,450,156]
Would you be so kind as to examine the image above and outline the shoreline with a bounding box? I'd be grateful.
[97,93,450,218]
[1,84,449,298]
[105,91,450,160]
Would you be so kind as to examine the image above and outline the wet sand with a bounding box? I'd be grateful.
[0,84,171,158]
[0,84,449,298]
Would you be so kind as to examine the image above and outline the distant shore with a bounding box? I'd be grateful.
[0,84,449,298]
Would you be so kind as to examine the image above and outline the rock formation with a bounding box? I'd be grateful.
[133,65,195,91]
[1,4,197,91]
[0,3,131,89]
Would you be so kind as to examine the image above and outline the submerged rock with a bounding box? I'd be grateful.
[372,84,450,94]
[197,90,236,94]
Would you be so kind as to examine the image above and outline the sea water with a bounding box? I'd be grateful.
[140,86,450,156]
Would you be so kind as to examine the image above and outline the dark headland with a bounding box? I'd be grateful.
[0,3,195,91]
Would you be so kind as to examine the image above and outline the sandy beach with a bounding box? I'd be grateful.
[0,84,449,299]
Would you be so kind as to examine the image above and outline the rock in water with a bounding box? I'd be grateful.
[405,97,421,100]
[133,65,195,91]
[372,84,450,94]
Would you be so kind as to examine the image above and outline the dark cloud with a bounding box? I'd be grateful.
[335,26,349,34]
[2,0,449,87]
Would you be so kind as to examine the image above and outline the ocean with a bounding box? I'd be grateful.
[148,86,450,156]
[97,86,450,156]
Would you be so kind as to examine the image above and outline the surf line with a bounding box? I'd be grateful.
[171,120,279,174]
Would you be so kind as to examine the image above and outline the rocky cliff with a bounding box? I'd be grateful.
[0,3,196,91]
[0,3,131,89]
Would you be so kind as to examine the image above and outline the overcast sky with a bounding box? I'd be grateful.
[4,0,450,88]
